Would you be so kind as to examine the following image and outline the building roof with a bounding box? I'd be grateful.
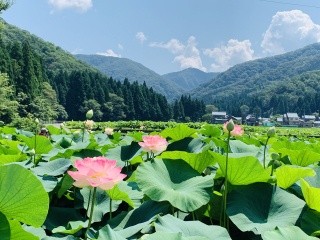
[212,111,227,116]
[284,113,299,118]
[303,115,316,119]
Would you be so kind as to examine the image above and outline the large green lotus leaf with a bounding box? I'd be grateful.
[0,154,26,165]
[199,124,221,138]
[98,225,126,240]
[262,226,318,240]
[106,181,143,208]
[229,140,260,153]
[227,183,305,234]
[215,154,270,185]
[80,188,121,223]
[154,214,231,240]
[37,175,58,192]
[276,148,320,167]
[0,126,16,134]
[296,207,320,235]
[52,220,88,235]
[23,225,46,239]
[276,165,315,189]
[105,141,141,164]
[0,164,49,227]
[305,166,320,188]
[142,231,207,240]
[18,135,53,154]
[32,158,71,176]
[301,179,320,212]
[45,125,62,135]
[9,219,38,240]
[94,132,113,146]
[160,124,196,141]
[0,212,10,240]
[166,137,204,153]
[136,159,213,212]
[271,140,307,151]
[228,140,266,163]
[0,139,21,154]
[108,200,171,238]
[160,150,216,173]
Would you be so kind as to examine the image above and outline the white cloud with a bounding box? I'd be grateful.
[204,39,255,72]
[150,36,206,71]
[96,49,121,58]
[261,10,320,55]
[48,0,92,12]
[149,39,185,54]
[136,32,147,44]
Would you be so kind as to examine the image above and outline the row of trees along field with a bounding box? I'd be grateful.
[0,37,206,124]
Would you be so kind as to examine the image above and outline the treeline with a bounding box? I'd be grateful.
[211,71,320,117]
[0,38,205,123]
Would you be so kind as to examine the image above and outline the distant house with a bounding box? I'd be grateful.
[245,114,258,126]
[276,117,283,125]
[283,113,301,126]
[302,115,316,127]
[212,111,228,124]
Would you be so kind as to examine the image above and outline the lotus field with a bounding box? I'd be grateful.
[1,120,320,240]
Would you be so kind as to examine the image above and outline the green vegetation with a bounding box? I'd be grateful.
[162,67,218,91]
[75,54,184,101]
[193,43,320,117]
[0,123,320,239]
[0,18,206,125]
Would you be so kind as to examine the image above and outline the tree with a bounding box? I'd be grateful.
[80,99,103,121]
[0,73,18,123]
[0,0,11,13]
[29,82,67,121]
[103,93,126,121]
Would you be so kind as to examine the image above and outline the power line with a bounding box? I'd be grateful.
[259,0,320,9]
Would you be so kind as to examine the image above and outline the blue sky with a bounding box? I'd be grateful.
[2,0,320,74]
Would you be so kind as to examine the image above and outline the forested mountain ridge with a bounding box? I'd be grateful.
[75,54,184,101]
[192,43,320,117]
[162,68,218,91]
[0,18,98,75]
[0,18,205,123]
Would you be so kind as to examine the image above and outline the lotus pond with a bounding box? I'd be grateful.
[0,123,320,240]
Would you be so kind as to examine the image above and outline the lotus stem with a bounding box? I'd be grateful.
[263,137,270,169]
[85,187,97,240]
[222,132,231,231]
[109,198,112,220]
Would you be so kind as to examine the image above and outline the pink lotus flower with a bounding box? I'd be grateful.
[223,120,244,136]
[68,157,126,190]
[138,135,168,154]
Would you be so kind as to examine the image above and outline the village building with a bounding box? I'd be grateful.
[212,111,228,124]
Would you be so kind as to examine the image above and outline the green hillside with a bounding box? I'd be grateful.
[0,18,206,124]
[162,67,218,91]
[192,43,320,116]
[75,54,184,101]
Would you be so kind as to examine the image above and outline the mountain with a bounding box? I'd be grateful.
[162,68,218,91]
[0,18,98,75]
[75,54,184,101]
[0,18,176,122]
[192,43,320,116]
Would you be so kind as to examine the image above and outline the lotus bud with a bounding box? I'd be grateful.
[267,126,276,138]
[35,118,40,124]
[60,122,65,129]
[29,149,35,156]
[226,120,235,132]
[86,109,93,119]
